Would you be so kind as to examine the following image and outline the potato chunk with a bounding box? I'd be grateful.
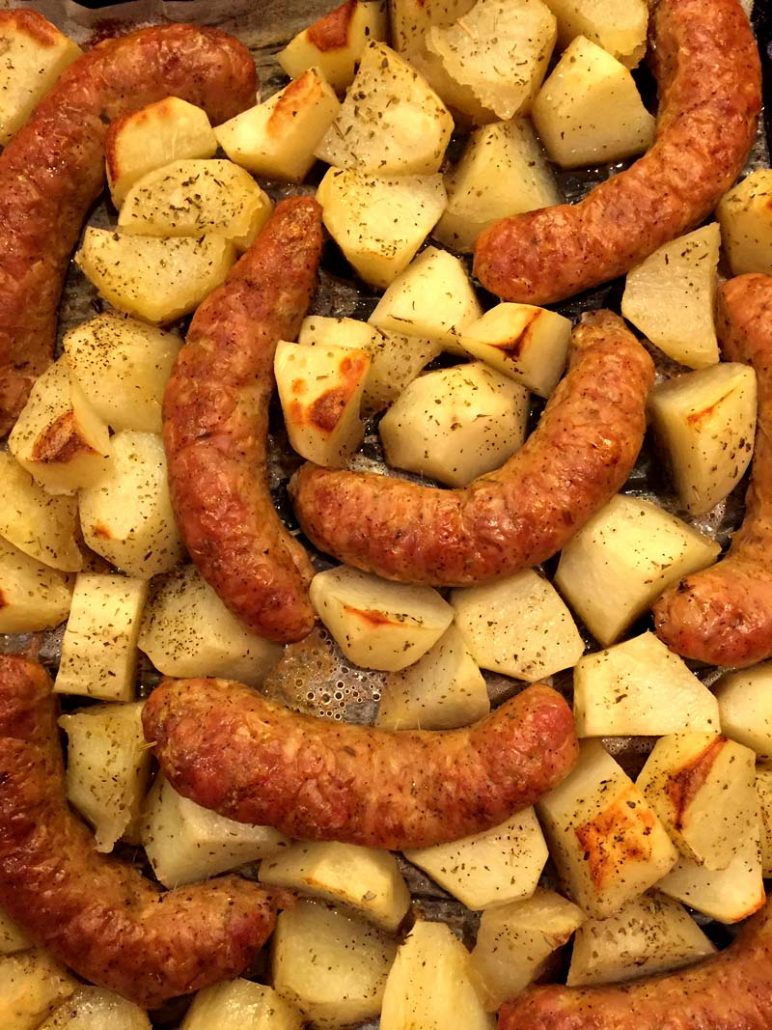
[0,909,30,956]
[182,980,302,1030]
[0,950,76,1030]
[716,663,772,757]
[0,536,73,633]
[38,987,150,1029]
[543,0,648,67]
[756,764,772,876]
[717,168,772,276]
[0,453,81,572]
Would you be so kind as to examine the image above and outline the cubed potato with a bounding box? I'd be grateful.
[716,663,772,757]
[315,41,453,174]
[142,776,288,888]
[543,0,648,67]
[452,569,585,681]
[64,314,182,434]
[717,169,772,276]
[8,357,111,496]
[532,35,655,167]
[756,764,772,876]
[0,909,30,956]
[279,0,388,91]
[0,452,81,572]
[376,623,489,730]
[380,920,493,1030]
[636,734,758,871]
[54,574,147,702]
[0,950,76,1030]
[470,889,585,1009]
[317,167,446,288]
[621,223,721,368]
[650,363,757,515]
[404,808,548,910]
[272,900,397,1028]
[309,566,453,671]
[259,842,410,931]
[554,494,721,646]
[75,229,236,325]
[106,97,217,206]
[215,70,340,183]
[536,740,678,918]
[38,987,150,1029]
[138,564,281,687]
[182,980,302,1030]
[274,341,369,467]
[0,536,73,633]
[118,159,273,250]
[573,631,720,737]
[566,892,715,987]
[78,431,184,579]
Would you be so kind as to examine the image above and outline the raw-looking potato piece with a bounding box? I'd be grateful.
[182,980,303,1030]
[138,564,281,687]
[106,96,217,207]
[716,663,772,757]
[621,223,721,368]
[756,764,772,876]
[8,357,111,496]
[404,808,548,910]
[458,302,571,397]
[536,740,678,919]
[542,0,648,67]
[75,229,236,325]
[0,536,73,634]
[0,453,81,572]
[309,565,453,672]
[142,776,288,889]
[636,733,758,871]
[274,341,370,468]
[54,574,147,702]
[38,987,150,1029]
[59,702,152,852]
[554,494,721,646]
[452,569,585,681]
[316,167,447,288]
[573,631,720,738]
[470,889,585,1010]
[566,892,715,987]
[78,431,184,579]
[0,950,76,1030]
[64,314,182,434]
[380,920,493,1030]
[717,168,772,276]
[259,842,411,932]
[532,35,655,168]
[315,41,453,174]
[118,159,273,250]
[278,0,388,91]
[376,623,489,730]
[272,900,397,1028]
[215,69,340,183]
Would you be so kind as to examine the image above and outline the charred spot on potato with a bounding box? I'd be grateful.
[31,412,95,464]
[664,737,726,830]
[307,0,357,52]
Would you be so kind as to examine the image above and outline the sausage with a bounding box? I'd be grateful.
[497,896,772,1030]
[290,311,653,586]
[163,197,323,644]
[654,274,772,668]
[473,0,761,305]
[142,677,578,851]
[0,15,257,436]
[0,655,281,1009]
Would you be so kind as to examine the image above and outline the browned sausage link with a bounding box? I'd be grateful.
[143,677,578,850]
[498,897,772,1030]
[290,311,653,586]
[473,0,761,305]
[0,655,281,1009]
[0,15,257,436]
[163,197,323,644]
[654,274,772,668]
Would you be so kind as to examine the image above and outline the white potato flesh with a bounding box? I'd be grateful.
[272,900,396,1028]
[555,494,721,646]
[0,536,73,633]
[215,70,340,183]
[317,167,446,288]
[182,980,303,1030]
[621,223,721,368]
[756,764,772,876]
[573,631,720,737]
[0,452,81,572]
[717,168,772,276]
[8,357,111,496]
[118,159,273,249]
[380,361,529,487]
[315,41,453,174]
[452,569,585,681]
[54,574,147,702]
[38,987,150,1029]
[78,431,184,579]
[542,0,648,67]
[142,776,288,888]
[0,908,30,956]
[0,950,76,1030]
[716,663,772,757]
[536,740,678,919]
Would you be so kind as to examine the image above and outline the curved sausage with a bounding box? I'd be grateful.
[497,896,772,1030]
[143,677,578,851]
[0,655,280,1009]
[290,311,653,586]
[654,274,772,668]
[0,16,257,436]
[163,197,323,644]
[474,0,761,305]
